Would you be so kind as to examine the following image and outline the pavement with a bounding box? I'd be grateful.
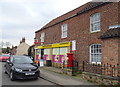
[39,66,98,86]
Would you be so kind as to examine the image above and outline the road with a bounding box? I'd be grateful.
[0,62,58,86]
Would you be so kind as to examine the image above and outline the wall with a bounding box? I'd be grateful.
[81,72,119,85]
[102,38,119,65]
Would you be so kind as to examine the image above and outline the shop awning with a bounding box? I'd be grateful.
[37,42,71,49]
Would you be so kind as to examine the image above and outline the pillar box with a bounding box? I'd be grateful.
[67,53,73,67]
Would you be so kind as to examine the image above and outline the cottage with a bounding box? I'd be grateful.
[16,37,30,55]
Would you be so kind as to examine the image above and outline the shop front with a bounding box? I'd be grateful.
[36,42,71,68]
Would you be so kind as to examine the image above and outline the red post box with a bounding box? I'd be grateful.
[67,53,73,67]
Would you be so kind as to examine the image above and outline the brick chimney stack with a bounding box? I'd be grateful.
[22,37,25,43]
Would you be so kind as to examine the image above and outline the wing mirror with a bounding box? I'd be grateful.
[6,60,13,66]
[6,60,10,63]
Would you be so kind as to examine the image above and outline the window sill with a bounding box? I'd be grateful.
[90,30,101,33]
[61,37,67,39]
[90,62,101,65]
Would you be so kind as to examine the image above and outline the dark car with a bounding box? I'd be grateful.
[4,55,40,81]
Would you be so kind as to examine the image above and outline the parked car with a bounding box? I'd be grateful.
[0,54,10,62]
[4,55,40,81]
[23,55,34,61]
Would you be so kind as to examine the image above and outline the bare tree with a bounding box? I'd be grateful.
[0,41,4,48]
[5,42,11,47]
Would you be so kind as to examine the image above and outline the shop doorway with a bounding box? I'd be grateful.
[41,49,44,59]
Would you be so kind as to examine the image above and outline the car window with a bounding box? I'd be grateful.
[13,56,33,64]
[2,54,10,57]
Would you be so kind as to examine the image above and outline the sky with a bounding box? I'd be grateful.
[0,0,93,47]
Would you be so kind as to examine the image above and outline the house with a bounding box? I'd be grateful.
[35,2,120,76]
[28,44,35,61]
[16,37,30,55]
[10,46,17,55]
[2,48,7,53]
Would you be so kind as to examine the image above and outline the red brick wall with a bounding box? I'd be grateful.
[102,38,119,65]
[35,2,119,64]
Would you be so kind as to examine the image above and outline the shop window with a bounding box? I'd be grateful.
[53,48,60,55]
[61,24,67,38]
[44,49,50,60]
[90,13,100,33]
[60,47,68,55]
[90,44,102,64]
[52,48,60,62]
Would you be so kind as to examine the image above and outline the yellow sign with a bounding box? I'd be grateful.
[37,42,71,49]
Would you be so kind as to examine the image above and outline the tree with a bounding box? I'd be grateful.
[5,42,11,47]
[0,41,4,48]
[6,47,10,53]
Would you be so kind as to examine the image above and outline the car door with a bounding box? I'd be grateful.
[6,57,13,74]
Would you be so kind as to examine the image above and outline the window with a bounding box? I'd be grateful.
[40,32,45,42]
[90,13,100,32]
[61,24,67,38]
[90,44,102,64]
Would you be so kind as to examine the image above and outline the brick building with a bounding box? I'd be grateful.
[35,1,120,69]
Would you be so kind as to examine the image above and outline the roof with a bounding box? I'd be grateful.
[29,44,35,48]
[35,2,111,33]
[99,28,120,39]
[77,2,110,15]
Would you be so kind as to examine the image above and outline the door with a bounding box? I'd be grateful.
[41,49,44,59]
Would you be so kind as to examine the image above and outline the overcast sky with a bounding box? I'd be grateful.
[0,0,92,47]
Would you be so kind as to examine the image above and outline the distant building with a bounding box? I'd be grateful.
[2,48,7,53]
[16,37,30,55]
[10,46,17,55]
[28,44,35,61]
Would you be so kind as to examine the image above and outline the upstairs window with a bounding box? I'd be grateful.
[90,13,100,33]
[90,44,102,64]
[40,32,45,43]
[61,24,67,38]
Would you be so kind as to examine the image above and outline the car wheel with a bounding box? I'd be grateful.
[10,71,15,81]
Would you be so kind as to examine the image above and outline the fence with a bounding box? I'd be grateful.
[72,60,119,77]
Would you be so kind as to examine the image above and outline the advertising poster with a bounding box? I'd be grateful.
[72,40,76,51]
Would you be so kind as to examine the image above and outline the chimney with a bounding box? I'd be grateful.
[22,37,25,42]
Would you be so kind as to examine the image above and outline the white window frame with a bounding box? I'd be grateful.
[90,44,102,64]
[61,24,67,38]
[90,13,100,33]
[40,32,45,42]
